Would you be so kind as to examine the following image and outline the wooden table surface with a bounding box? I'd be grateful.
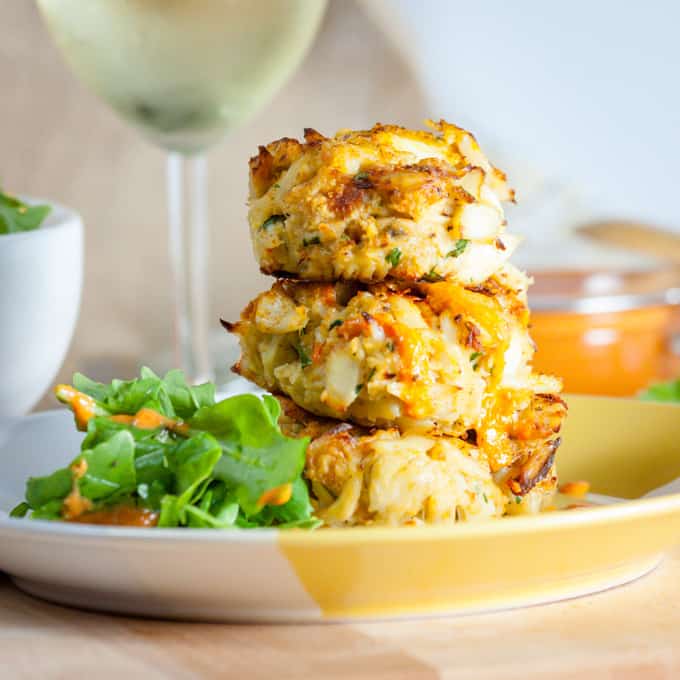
[2,548,680,680]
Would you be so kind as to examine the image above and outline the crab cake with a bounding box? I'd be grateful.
[276,396,565,527]
[226,265,559,436]
[249,120,517,285]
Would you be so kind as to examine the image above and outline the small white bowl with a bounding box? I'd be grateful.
[0,200,83,416]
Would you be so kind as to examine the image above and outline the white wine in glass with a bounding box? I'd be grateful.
[37,0,327,381]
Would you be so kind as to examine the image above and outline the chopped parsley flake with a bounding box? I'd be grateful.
[447,239,470,258]
[422,267,443,283]
[293,342,311,368]
[515,495,522,504]
[260,214,285,230]
[302,236,321,247]
[329,319,343,331]
[385,247,402,268]
[483,493,488,503]
[354,171,369,181]
[356,368,377,395]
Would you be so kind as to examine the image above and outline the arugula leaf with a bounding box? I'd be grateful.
[261,393,282,424]
[0,189,51,235]
[80,416,175,489]
[182,485,240,529]
[162,369,215,419]
[639,379,680,402]
[158,494,184,527]
[22,432,136,512]
[14,369,316,529]
[192,394,308,516]
[135,447,173,488]
[77,431,137,502]
[73,373,166,416]
[25,467,73,509]
[184,504,239,529]
[137,479,169,511]
[166,432,222,495]
[157,476,210,528]
[191,482,240,528]
[189,382,216,412]
[9,502,30,518]
[251,477,314,526]
[73,368,214,419]
[31,500,65,520]
[71,373,111,403]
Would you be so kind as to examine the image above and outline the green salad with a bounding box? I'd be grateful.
[0,188,51,235]
[639,379,680,403]
[11,368,320,529]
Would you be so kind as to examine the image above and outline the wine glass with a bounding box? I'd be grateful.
[36,0,327,382]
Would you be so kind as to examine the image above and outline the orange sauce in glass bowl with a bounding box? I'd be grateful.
[528,270,680,396]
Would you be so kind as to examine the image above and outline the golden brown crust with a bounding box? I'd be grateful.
[276,392,565,501]
[238,118,567,524]
[275,395,563,525]
[249,138,304,199]
[228,267,541,437]
[496,393,567,495]
[248,120,517,284]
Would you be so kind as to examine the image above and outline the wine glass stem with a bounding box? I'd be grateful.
[166,153,213,383]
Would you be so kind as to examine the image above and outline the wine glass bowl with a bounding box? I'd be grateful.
[36,0,327,381]
[38,0,327,154]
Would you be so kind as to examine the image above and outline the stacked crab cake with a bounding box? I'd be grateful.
[249,121,516,284]
[228,120,567,527]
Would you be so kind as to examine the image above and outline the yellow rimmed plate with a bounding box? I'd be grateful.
[1,395,680,622]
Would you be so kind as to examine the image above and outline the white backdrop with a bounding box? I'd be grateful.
[361,0,680,239]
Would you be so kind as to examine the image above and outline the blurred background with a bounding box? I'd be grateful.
[2,0,680,404]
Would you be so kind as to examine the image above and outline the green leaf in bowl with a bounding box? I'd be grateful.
[0,189,51,234]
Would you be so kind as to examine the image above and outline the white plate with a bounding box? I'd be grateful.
[0,409,318,622]
[3,398,680,622]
